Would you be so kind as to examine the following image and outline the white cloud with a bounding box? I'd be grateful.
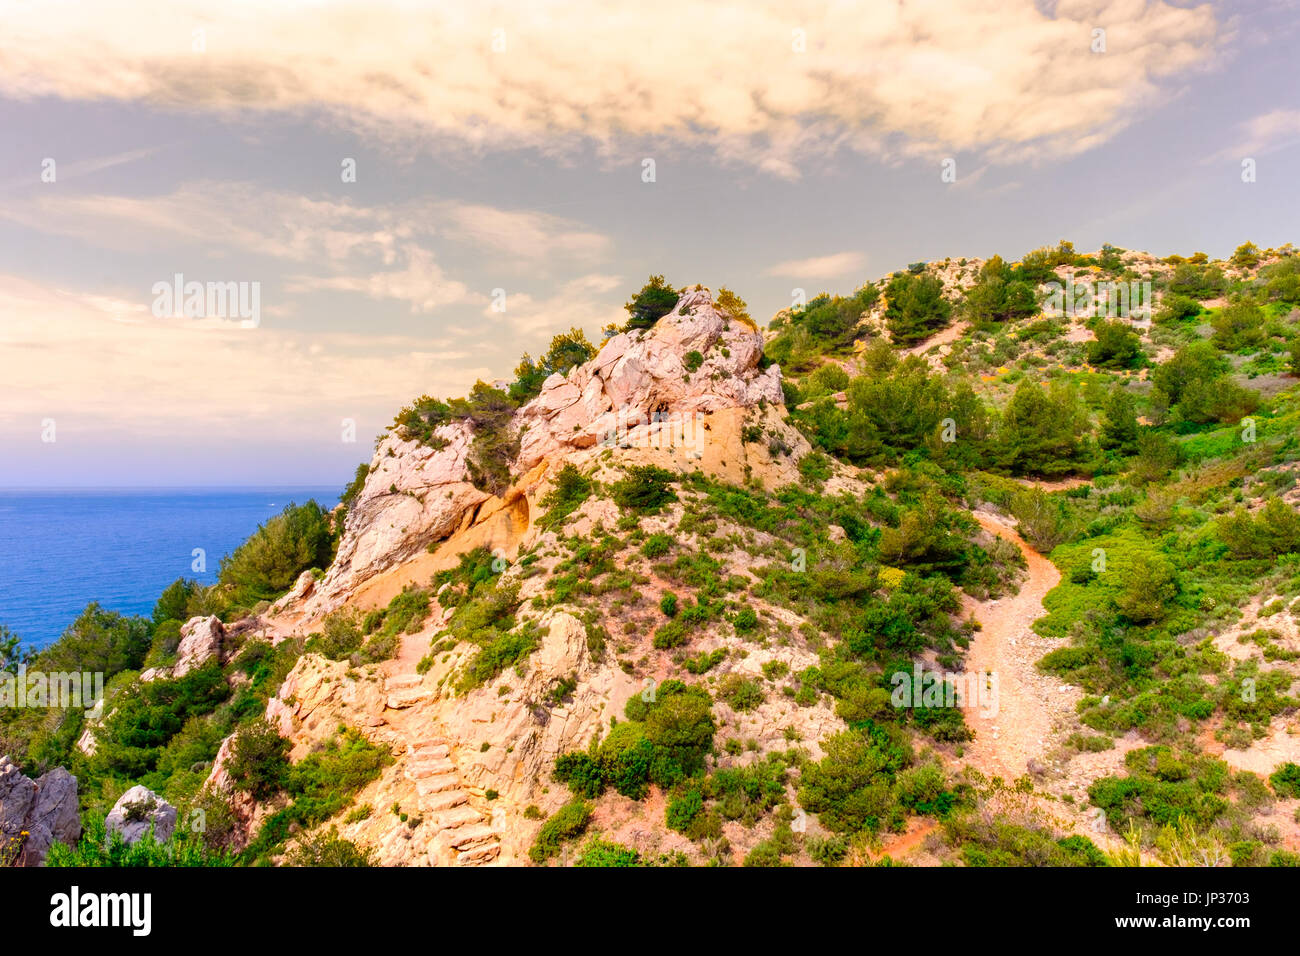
[0,273,480,439]
[285,248,478,314]
[767,252,867,280]
[0,0,1221,175]
[1214,108,1300,160]
[485,274,625,339]
[0,182,615,313]
[438,204,610,262]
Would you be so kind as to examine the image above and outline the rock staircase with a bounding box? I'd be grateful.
[405,738,502,866]
[385,673,433,710]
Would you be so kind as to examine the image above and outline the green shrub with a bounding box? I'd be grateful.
[1211,300,1268,352]
[218,501,334,606]
[537,464,594,530]
[575,838,643,867]
[666,786,704,832]
[339,461,370,512]
[806,363,850,397]
[93,662,231,779]
[717,674,764,712]
[611,465,678,512]
[798,451,833,485]
[1270,763,1300,799]
[797,721,915,833]
[46,816,234,867]
[1087,320,1143,369]
[529,800,592,863]
[306,609,365,661]
[226,718,292,800]
[285,827,376,867]
[1154,293,1201,324]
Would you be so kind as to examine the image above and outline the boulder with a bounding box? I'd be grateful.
[105,785,177,846]
[173,615,226,678]
[0,756,81,866]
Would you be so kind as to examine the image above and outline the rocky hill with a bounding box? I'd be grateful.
[9,242,1300,868]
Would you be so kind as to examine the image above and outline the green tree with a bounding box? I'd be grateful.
[1087,320,1143,369]
[153,577,199,625]
[964,255,1039,326]
[884,272,952,345]
[1114,554,1179,624]
[509,327,598,403]
[995,380,1090,476]
[1210,300,1267,352]
[36,603,151,679]
[1,625,31,675]
[1230,242,1261,269]
[1099,387,1140,455]
[624,275,679,330]
[218,501,334,606]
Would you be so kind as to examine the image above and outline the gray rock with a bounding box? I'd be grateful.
[105,785,177,846]
[0,756,81,866]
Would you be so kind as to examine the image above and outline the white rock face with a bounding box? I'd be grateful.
[515,288,783,470]
[174,616,226,678]
[308,421,490,611]
[105,785,178,846]
[304,289,783,611]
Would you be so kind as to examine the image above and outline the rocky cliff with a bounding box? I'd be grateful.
[307,288,786,613]
[201,287,834,865]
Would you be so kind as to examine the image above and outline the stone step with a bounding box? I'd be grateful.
[453,843,501,866]
[385,673,425,689]
[412,758,455,778]
[408,740,449,757]
[419,789,468,813]
[448,824,497,849]
[407,743,450,761]
[416,770,462,790]
[405,759,459,784]
[432,805,482,831]
[386,688,432,709]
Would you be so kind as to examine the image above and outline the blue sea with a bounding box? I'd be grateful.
[0,487,338,650]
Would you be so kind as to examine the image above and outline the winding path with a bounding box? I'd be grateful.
[958,511,1066,781]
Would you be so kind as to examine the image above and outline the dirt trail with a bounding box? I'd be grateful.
[959,510,1068,782]
[900,320,969,371]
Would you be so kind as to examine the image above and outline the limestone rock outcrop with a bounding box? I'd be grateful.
[514,288,783,470]
[0,756,81,866]
[302,288,786,612]
[141,615,226,682]
[105,785,178,846]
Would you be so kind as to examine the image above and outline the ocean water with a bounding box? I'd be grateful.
[0,487,338,649]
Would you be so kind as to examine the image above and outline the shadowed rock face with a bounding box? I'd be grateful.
[308,289,783,609]
[0,756,80,866]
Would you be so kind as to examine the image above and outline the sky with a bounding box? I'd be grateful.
[0,0,1297,487]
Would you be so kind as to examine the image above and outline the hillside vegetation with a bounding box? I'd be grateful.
[6,242,1300,868]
